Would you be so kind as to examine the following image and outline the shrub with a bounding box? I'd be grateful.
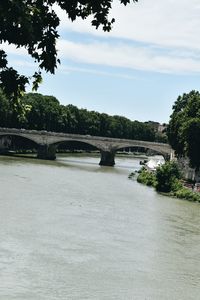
[136,161,200,203]
[155,161,181,193]
[170,178,183,192]
[137,169,157,187]
[174,187,200,202]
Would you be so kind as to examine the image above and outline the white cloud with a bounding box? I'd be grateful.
[56,0,200,50]
[59,65,138,80]
[3,1,200,75]
[58,39,200,74]
[1,42,27,56]
[54,0,200,74]
[8,60,36,68]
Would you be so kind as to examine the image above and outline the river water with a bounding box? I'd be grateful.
[0,154,200,300]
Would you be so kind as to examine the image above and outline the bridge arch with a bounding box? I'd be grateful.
[113,143,171,160]
[47,139,104,163]
[49,139,102,152]
[0,133,40,152]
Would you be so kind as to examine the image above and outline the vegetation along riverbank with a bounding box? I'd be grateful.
[135,161,200,203]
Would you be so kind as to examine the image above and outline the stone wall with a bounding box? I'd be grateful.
[177,157,200,182]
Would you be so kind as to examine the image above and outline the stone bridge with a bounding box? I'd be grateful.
[0,128,174,166]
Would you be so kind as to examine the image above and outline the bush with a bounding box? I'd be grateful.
[137,169,157,187]
[170,178,183,192]
[155,161,181,193]
[174,187,200,202]
[136,161,200,203]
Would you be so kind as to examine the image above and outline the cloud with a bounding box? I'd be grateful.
[8,60,36,68]
[3,1,200,75]
[54,0,200,74]
[58,39,200,74]
[3,46,140,80]
[1,42,27,56]
[56,0,200,50]
[58,65,138,80]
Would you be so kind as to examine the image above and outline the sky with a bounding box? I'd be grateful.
[3,0,200,123]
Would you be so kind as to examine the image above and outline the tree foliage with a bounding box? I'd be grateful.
[0,91,156,142]
[167,90,200,170]
[155,161,181,193]
[0,0,137,103]
[137,162,181,193]
[137,168,157,187]
[137,162,200,202]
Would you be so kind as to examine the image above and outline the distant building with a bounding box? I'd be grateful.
[145,121,167,133]
[158,123,167,133]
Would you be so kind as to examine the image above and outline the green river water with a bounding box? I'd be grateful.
[0,154,200,300]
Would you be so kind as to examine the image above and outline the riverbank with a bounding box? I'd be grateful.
[136,167,200,203]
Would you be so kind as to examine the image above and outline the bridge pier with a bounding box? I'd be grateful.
[37,144,56,160]
[99,150,115,166]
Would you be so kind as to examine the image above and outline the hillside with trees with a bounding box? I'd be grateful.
[0,91,165,143]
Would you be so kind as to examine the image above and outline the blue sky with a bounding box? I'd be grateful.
[3,0,200,123]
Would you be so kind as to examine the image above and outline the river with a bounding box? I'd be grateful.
[0,154,200,300]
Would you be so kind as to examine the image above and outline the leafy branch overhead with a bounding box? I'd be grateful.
[0,0,138,101]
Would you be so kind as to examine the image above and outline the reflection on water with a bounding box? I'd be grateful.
[0,154,200,300]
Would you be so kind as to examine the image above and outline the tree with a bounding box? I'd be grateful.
[156,161,181,193]
[0,0,138,104]
[0,88,30,127]
[183,118,200,170]
[0,89,10,127]
[131,121,155,141]
[1,90,157,143]
[167,90,200,170]
[23,93,62,131]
